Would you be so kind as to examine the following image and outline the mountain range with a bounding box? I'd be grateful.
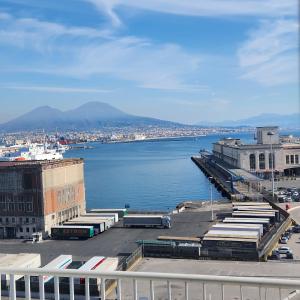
[0,102,299,132]
[0,102,182,132]
[199,113,300,128]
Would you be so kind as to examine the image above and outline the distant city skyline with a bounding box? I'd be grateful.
[0,0,298,124]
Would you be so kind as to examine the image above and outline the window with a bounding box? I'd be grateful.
[291,155,294,164]
[23,173,37,190]
[32,218,35,223]
[296,155,299,164]
[26,218,29,223]
[26,227,30,233]
[32,227,36,233]
[249,154,256,170]
[286,155,290,164]
[269,153,275,169]
[259,153,265,170]
[12,217,15,223]
[19,227,23,233]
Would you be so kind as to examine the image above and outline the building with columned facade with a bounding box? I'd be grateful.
[213,126,300,177]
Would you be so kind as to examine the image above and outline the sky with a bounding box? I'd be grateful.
[0,0,299,125]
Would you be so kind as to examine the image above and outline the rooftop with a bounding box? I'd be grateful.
[0,158,83,169]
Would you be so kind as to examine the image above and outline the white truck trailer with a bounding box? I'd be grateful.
[74,256,106,284]
[90,208,127,218]
[42,255,72,283]
[84,213,119,223]
[211,223,263,238]
[0,253,41,281]
[123,214,171,228]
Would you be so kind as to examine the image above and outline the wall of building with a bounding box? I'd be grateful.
[0,164,44,238]
[0,159,86,239]
[42,161,86,235]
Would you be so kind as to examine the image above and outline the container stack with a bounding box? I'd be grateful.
[202,202,278,260]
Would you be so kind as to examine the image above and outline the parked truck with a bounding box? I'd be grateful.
[123,214,171,228]
[51,226,94,240]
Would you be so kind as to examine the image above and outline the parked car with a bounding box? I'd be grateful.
[286,252,294,259]
[280,237,288,244]
[277,247,292,254]
[268,253,280,260]
[293,225,300,233]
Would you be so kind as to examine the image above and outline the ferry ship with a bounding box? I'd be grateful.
[0,143,63,161]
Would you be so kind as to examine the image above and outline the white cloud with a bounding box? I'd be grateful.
[86,0,297,26]
[42,38,203,91]
[1,85,111,93]
[237,18,298,86]
[0,12,203,91]
[0,12,110,52]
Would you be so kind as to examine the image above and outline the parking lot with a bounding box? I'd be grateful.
[0,209,229,265]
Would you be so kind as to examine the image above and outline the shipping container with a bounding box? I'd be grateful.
[42,255,72,283]
[84,212,119,223]
[90,208,128,218]
[232,202,269,206]
[51,226,94,239]
[232,211,277,223]
[65,218,107,233]
[202,236,258,249]
[233,206,274,211]
[0,253,41,281]
[123,214,171,228]
[223,217,270,230]
[205,229,259,240]
[211,224,263,238]
[71,216,114,229]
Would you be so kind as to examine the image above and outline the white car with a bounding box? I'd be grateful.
[277,247,292,254]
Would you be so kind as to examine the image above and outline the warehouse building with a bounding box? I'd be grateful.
[0,159,86,239]
[212,126,300,176]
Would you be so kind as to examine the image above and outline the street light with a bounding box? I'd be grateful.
[267,131,275,200]
[208,176,214,221]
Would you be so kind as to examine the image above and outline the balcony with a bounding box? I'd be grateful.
[0,267,300,300]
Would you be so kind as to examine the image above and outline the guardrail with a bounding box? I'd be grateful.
[0,267,300,300]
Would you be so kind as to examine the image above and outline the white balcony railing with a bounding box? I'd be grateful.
[0,267,299,300]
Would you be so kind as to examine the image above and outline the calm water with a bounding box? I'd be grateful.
[65,130,299,210]
[64,133,242,210]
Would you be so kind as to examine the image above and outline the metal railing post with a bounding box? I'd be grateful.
[25,275,31,300]
[133,279,138,300]
[39,275,45,300]
[54,276,60,300]
[69,277,74,300]
[101,278,106,300]
[150,280,154,300]
[185,281,189,300]
[85,277,90,300]
[167,280,172,300]
[117,279,122,300]
[9,274,16,300]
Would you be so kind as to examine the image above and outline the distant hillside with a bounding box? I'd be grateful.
[198,113,300,128]
[0,102,184,132]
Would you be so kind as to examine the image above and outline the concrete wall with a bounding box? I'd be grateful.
[42,161,86,235]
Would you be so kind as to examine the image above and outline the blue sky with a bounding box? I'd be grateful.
[0,0,298,124]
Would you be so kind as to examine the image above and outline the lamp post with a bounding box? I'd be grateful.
[208,176,214,221]
[267,131,275,200]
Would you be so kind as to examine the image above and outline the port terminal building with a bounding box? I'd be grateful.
[0,159,86,239]
[212,126,300,177]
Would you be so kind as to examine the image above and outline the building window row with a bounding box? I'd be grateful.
[286,154,299,165]
[0,217,36,224]
[249,153,275,170]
